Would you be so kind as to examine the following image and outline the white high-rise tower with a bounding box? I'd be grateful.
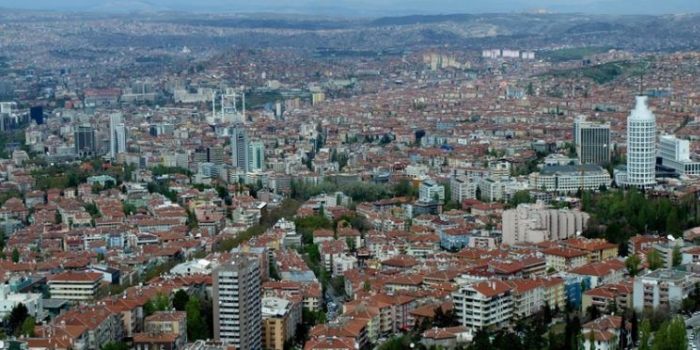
[109,113,126,160]
[626,96,656,188]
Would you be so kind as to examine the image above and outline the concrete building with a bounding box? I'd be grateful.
[452,280,513,330]
[528,165,611,193]
[213,254,262,349]
[419,179,445,202]
[47,271,104,301]
[633,269,696,312]
[0,284,43,320]
[574,116,611,165]
[659,135,700,176]
[74,125,97,158]
[450,175,477,203]
[625,96,657,189]
[502,201,589,245]
[109,113,126,160]
[261,297,300,350]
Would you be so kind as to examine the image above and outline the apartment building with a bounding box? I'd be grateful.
[633,269,696,312]
[502,201,589,245]
[261,297,300,350]
[48,271,104,301]
[452,280,513,330]
[213,254,262,349]
[543,248,589,271]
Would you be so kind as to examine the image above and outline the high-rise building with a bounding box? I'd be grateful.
[625,96,657,188]
[574,115,610,165]
[213,254,262,349]
[231,125,249,172]
[109,113,126,160]
[249,141,265,171]
[74,125,96,157]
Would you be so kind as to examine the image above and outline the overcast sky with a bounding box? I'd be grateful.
[1,0,700,16]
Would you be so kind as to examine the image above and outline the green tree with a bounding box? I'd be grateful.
[186,297,209,341]
[652,316,687,350]
[639,319,651,350]
[8,303,28,336]
[173,290,190,311]
[153,292,170,311]
[19,316,35,337]
[143,300,156,317]
[625,254,642,277]
[646,250,664,271]
[672,245,682,267]
[11,247,19,263]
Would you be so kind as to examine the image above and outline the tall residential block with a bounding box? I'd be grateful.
[213,254,262,349]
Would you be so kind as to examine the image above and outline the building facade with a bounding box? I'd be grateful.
[575,116,611,165]
[231,125,249,172]
[625,96,657,188]
[213,254,262,349]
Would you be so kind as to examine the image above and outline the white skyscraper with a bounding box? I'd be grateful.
[625,96,657,188]
[249,140,265,171]
[109,113,126,160]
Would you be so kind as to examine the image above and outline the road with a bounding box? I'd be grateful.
[685,314,700,350]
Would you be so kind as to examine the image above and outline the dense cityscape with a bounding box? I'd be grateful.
[1,4,700,350]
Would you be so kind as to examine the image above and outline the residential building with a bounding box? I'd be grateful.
[135,311,188,350]
[624,96,657,189]
[582,315,631,350]
[0,284,43,320]
[452,280,513,330]
[633,269,696,312]
[450,176,477,203]
[213,254,262,349]
[419,179,445,202]
[48,271,104,301]
[543,248,589,271]
[261,297,300,350]
[502,201,589,245]
[574,116,611,165]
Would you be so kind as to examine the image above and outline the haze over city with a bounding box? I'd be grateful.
[2,0,700,15]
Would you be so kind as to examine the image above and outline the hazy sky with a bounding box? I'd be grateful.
[1,0,700,16]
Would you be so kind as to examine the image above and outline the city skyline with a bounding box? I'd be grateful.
[2,0,700,16]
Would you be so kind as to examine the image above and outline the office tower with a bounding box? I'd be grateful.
[626,96,657,189]
[249,141,265,171]
[30,106,43,125]
[574,116,611,165]
[213,254,262,349]
[231,125,249,172]
[74,125,96,157]
[109,113,126,160]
